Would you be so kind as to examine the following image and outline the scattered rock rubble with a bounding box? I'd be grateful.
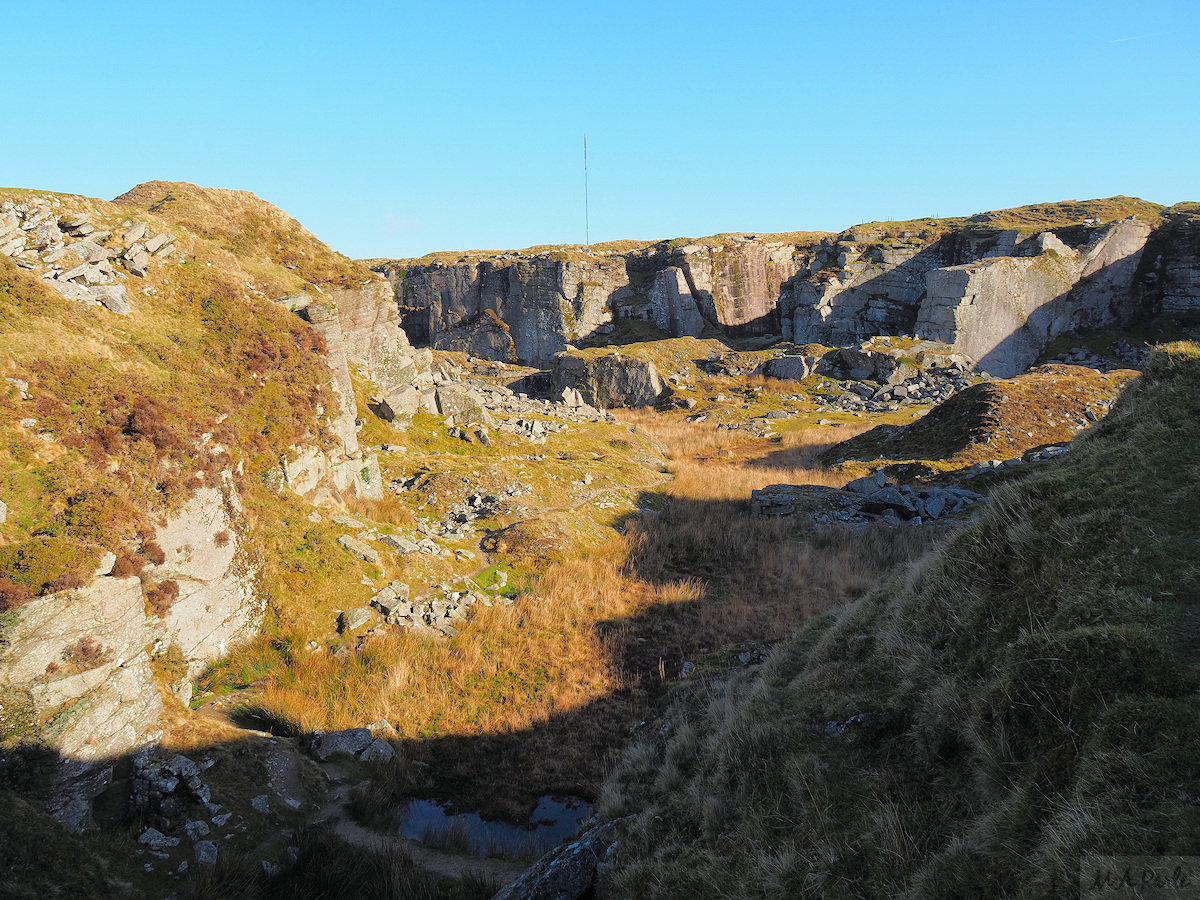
[751,471,985,526]
[1044,341,1150,372]
[368,578,486,638]
[1,196,176,314]
[133,752,225,867]
[812,362,977,415]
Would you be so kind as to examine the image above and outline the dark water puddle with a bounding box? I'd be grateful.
[397,794,591,858]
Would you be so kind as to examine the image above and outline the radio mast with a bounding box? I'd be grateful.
[584,134,590,247]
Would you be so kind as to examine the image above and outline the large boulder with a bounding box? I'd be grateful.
[311,728,373,760]
[378,384,420,422]
[493,817,628,900]
[550,351,665,409]
[761,354,817,381]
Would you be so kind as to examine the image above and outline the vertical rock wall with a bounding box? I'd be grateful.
[154,480,263,677]
[378,236,812,365]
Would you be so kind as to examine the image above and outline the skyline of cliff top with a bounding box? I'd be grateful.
[6,1,1199,260]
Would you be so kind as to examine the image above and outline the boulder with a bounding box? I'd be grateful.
[194,841,218,866]
[370,581,410,615]
[359,738,396,763]
[184,820,211,841]
[144,233,171,253]
[311,727,373,760]
[338,534,379,564]
[493,817,628,900]
[435,384,485,417]
[378,384,420,421]
[338,607,373,634]
[860,485,917,517]
[380,534,418,554]
[762,354,816,381]
[550,351,665,409]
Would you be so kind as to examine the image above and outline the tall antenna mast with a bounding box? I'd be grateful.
[583,134,590,247]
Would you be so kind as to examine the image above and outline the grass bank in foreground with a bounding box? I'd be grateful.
[597,344,1200,899]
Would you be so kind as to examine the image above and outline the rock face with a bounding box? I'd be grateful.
[916,221,1152,376]
[373,235,812,365]
[296,303,364,459]
[153,480,263,677]
[781,220,1156,377]
[551,351,666,409]
[647,266,705,338]
[0,577,164,832]
[0,577,162,762]
[325,280,420,394]
[0,480,267,829]
[379,210,1200,376]
[1135,207,1200,314]
[388,254,631,366]
[280,278,428,505]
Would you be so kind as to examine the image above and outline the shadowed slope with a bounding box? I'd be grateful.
[598,344,1200,899]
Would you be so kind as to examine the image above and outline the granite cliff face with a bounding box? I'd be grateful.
[0,577,162,766]
[154,479,262,679]
[781,218,1158,376]
[1135,205,1200,314]
[372,234,816,365]
[374,201,1198,377]
[280,278,428,505]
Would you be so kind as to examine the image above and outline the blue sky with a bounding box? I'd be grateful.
[5,1,1198,259]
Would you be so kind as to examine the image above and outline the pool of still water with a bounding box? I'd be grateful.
[397,794,592,857]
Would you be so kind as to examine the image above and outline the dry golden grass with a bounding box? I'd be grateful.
[249,414,933,818]
[343,492,417,529]
[229,408,939,821]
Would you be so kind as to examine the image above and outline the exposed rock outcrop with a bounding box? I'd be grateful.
[493,817,629,900]
[781,219,1156,377]
[0,577,161,762]
[153,480,263,677]
[1134,206,1200,314]
[0,576,163,832]
[550,350,666,409]
[372,235,814,365]
[916,220,1152,376]
[279,278,428,505]
[386,253,630,365]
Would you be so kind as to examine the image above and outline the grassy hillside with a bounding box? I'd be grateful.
[0,185,339,601]
[114,181,367,289]
[597,344,1200,898]
[820,364,1135,473]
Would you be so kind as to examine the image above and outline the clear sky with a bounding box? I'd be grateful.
[4,1,1198,259]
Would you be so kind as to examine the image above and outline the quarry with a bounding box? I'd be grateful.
[1,184,1198,899]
